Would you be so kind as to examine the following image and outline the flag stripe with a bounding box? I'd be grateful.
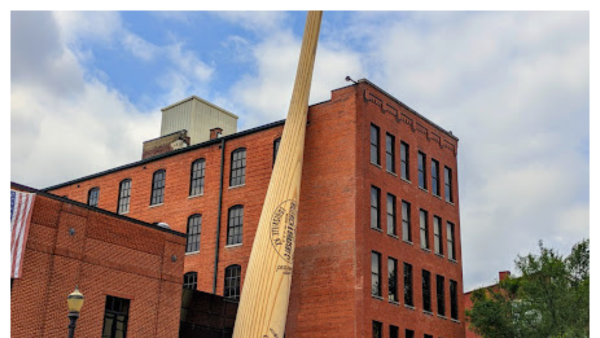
[10,190,35,279]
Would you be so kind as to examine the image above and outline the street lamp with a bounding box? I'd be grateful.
[67,286,84,338]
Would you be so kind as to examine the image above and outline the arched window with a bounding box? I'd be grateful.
[88,187,100,207]
[227,205,243,245]
[224,265,241,301]
[117,179,132,214]
[230,148,246,187]
[183,272,197,290]
[150,170,166,205]
[273,138,281,166]
[186,214,201,253]
[189,159,206,196]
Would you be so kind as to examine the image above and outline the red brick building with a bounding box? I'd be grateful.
[463,271,511,338]
[10,183,186,338]
[44,79,465,338]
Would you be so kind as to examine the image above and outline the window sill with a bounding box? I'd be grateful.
[423,310,434,316]
[188,193,204,199]
[149,203,163,208]
[371,295,384,301]
[437,314,448,320]
[404,304,415,311]
[403,239,413,245]
[433,194,442,200]
[118,211,129,216]
[386,170,397,177]
[387,233,399,240]
[446,200,455,206]
[389,300,400,306]
[435,253,445,259]
[448,258,458,264]
[400,177,411,184]
[185,250,200,256]
[225,243,243,248]
[451,318,460,324]
[418,186,429,193]
[371,227,383,233]
[421,247,431,253]
[229,184,245,190]
[370,162,382,169]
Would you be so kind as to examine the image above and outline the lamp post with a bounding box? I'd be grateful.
[67,286,84,338]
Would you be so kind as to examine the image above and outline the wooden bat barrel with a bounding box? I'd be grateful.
[232,10,323,338]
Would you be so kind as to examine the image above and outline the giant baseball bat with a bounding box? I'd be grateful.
[232,11,322,338]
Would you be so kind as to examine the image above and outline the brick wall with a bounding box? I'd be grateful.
[10,185,186,338]
[45,80,465,338]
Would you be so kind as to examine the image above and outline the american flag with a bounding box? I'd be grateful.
[11,189,36,279]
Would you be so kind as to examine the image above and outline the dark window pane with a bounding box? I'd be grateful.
[431,159,439,196]
[102,296,130,338]
[230,148,246,186]
[150,170,166,205]
[224,265,241,301]
[437,275,445,316]
[273,138,281,166]
[227,206,243,245]
[386,133,395,173]
[371,186,380,230]
[447,222,456,260]
[450,279,458,320]
[117,179,131,214]
[402,201,411,242]
[420,209,429,250]
[186,214,201,252]
[400,142,409,180]
[88,187,100,207]
[422,269,431,312]
[372,321,382,338]
[388,257,398,302]
[405,329,415,338]
[390,326,399,338]
[387,193,396,236]
[434,216,443,255]
[183,272,198,290]
[418,152,427,189]
[404,263,413,306]
[190,159,206,196]
[445,166,453,202]
[370,124,380,165]
[371,252,381,297]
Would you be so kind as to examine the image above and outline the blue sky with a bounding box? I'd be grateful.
[9,10,591,293]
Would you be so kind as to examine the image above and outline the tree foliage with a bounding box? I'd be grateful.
[466,239,589,338]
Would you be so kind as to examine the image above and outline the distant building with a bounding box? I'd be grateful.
[42,79,464,337]
[463,270,512,338]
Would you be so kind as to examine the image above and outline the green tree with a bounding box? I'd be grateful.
[466,239,589,338]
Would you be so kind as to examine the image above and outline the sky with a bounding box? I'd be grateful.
[8,10,591,292]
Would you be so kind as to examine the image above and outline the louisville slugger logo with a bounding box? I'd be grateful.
[270,199,298,267]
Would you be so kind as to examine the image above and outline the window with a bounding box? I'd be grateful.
[390,325,399,338]
[434,216,443,256]
[431,159,440,196]
[404,262,413,306]
[386,133,395,173]
[422,269,431,312]
[437,275,445,316]
[370,124,380,165]
[450,279,458,320]
[387,193,396,236]
[88,187,99,207]
[445,166,453,202]
[447,221,456,261]
[224,265,241,301]
[117,179,131,214]
[273,138,281,166]
[230,148,246,187]
[373,321,383,338]
[190,159,206,196]
[186,214,201,253]
[424,335,433,338]
[150,170,166,205]
[402,201,411,242]
[420,209,429,250]
[227,206,244,245]
[418,152,427,189]
[405,329,415,338]
[102,296,130,338]
[388,257,398,302]
[371,186,381,230]
[400,142,409,180]
[371,251,381,297]
[183,272,198,290]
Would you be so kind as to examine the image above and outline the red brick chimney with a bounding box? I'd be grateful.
[499,270,511,281]
[210,127,223,140]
